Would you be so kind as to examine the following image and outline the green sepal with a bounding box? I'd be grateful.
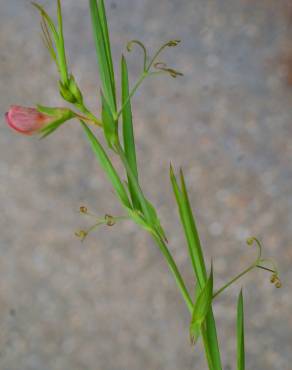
[190,265,213,345]
[38,107,75,138]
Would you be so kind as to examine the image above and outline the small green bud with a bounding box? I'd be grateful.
[59,81,76,103]
[68,75,83,104]
[75,230,87,240]
[275,280,282,288]
[167,40,181,47]
[246,237,254,246]
[105,214,115,226]
[270,274,277,283]
[79,206,88,214]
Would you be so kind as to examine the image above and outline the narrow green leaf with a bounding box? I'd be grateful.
[179,169,207,284]
[170,165,205,284]
[89,0,116,113]
[121,55,141,210]
[81,121,131,208]
[116,145,166,241]
[97,0,116,104]
[170,165,222,369]
[101,92,118,149]
[237,289,245,370]
[32,2,60,44]
[190,266,213,345]
[56,0,68,83]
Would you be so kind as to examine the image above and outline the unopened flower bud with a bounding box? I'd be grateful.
[275,280,282,288]
[246,237,254,246]
[270,274,277,284]
[59,81,76,103]
[5,105,73,136]
[75,230,87,240]
[167,40,181,47]
[68,75,83,104]
[80,206,88,214]
[105,214,115,226]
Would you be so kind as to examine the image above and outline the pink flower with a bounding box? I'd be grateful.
[5,105,52,135]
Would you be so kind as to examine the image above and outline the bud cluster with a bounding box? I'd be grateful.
[59,75,83,104]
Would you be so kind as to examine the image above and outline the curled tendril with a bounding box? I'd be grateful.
[126,40,148,71]
[154,62,183,78]
[246,236,262,261]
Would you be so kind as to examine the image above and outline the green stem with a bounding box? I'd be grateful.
[117,71,148,120]
[75,103,102,126]
[115,143,193,312]
[213,264,256,300]
[153,235,193,313]
[146,42,172,72]
[256,265,275,273]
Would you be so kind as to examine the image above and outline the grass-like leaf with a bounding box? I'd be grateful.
[237,289,245,370]
[56,0,68,83]
[101,92,118,149]
[170,165,206,283]
[89,0,116,113]
[81,121,131,208]
[170,165,222,370]
[121,55,141,210]
[190,266,213,345]
[97,0,116,100]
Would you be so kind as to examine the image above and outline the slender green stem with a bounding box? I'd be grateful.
[146,42,172,72]
[256,265,275,273]
[115,142,193,312]
[153,235,193,313]
[117,71,148,119]
[75,103,102,126]
[213,265,256,300]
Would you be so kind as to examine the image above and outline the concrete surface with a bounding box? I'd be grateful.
[0,0,291,369]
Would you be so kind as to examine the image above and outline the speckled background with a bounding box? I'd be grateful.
[0,1,291,369]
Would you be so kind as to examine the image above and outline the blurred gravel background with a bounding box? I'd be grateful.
[0,0,291,369]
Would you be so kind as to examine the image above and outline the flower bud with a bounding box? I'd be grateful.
[5,105,75,136]
[75,230,87,240]
[105,214,115,226]
[246,237,254,246]
[275,280,282,288]
[270,274,277,283]
[79,206,88,214]
[59,81,76,103]
[167,40,181,47]
[68,75,83,104]
[5,105,53,135]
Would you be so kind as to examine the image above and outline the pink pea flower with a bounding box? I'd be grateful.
[5,105,53,135]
